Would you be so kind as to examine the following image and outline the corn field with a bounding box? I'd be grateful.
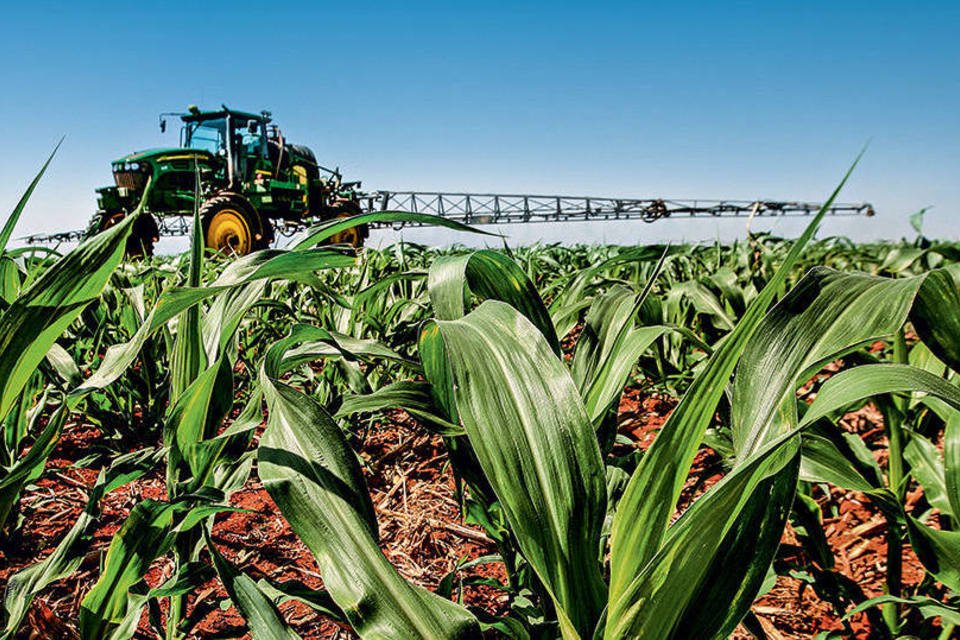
[1,152,959,640]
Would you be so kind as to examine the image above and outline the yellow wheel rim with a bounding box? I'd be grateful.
[327,211,363,248]
[205,209,252,255]
[329,225,361,247]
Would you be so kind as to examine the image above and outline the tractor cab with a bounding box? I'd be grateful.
[178,106,273,187]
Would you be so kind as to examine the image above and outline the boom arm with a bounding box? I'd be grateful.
[364,191,873,226]
[21,190,873,245]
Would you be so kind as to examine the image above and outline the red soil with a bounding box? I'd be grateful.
[0,383,945,639]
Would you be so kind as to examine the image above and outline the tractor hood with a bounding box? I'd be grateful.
[113,148,214,164]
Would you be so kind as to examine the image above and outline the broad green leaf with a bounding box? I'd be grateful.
[0,212,135,419]
[165,355,235,492]
[947,409,960,520]
[607,159,860,610]
[257,376,479,639]
[293,210,495,250]
[79,500,180,640]
[800,364,960,429]
[428,300,607,638]
[571,284,668,427]
[428,250,560,354]
[909,266,960,373]
[906,517,960,593]
[336,380,464,436]
[0,449,162,639]
[905,434,955,517]
[205,529,301,639]
[605,437,801,638]
[672,458,799,640]
[72,248,354,399]
[732,267,931,459]
[800,433,878,493]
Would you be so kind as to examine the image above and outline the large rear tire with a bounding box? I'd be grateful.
[200,194,270,256]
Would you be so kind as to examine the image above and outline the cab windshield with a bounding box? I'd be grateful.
[184,118,227,154]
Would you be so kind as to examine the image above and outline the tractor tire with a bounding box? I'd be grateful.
[327,201,369,248]
[99,211,159,258]
[200,194,270,256]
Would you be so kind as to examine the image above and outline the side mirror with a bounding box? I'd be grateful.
[160,118,167,133]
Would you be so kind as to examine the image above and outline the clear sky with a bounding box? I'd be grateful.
[2,1,958,248]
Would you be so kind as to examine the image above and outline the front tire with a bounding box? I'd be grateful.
[98,211,159,258]
[200,194,269,256]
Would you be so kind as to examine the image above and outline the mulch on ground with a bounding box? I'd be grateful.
[0,379,942,639]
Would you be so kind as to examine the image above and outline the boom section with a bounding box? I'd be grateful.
[364,191,873,227]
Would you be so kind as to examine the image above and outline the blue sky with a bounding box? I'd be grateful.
[2,1,958,247]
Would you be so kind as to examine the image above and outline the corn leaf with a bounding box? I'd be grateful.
[336,380,464,436]
[606,159,858,610]
[257,376,479,639]
[428,250,560,354]
[0,139,62,254]
[427,300,607,638]
[732,268,956,459]
[204,529,302,640]
[0,213,135,419]
[293,210,495,250]
[72,248,354,399]
[79,500,180,640]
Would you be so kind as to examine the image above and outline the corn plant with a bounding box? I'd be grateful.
[250,163,960,640]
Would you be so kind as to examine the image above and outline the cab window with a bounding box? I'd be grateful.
[186,119,227,154]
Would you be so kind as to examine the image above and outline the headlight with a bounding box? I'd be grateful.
[130,162,139,171]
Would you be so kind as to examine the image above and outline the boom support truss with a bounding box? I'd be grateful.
[365,191,873,225]
[21,190,873,245]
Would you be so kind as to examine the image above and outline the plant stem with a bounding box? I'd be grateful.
[882,328,909,634]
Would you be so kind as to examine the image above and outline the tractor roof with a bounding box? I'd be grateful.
[180,105,271,124]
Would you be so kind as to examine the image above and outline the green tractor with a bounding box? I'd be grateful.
[90,105,367,256]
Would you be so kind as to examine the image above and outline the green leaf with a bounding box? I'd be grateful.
[1,449,162,639]
[607,157,861,611]
[571,284,668,427]
[905,433,955,517]
[732,267,929,459]
[293,210,496,250]
[0,139,62,254]
[428,250,560,354]
[605,437,801,639]
[72,248,354,399]
[909,267,960,373]
[427,300,607,638]
[205,529,302,639]
[800,364,960,429]
[0,212,135,419]
[906,517,960,593]
[169,193,206,404]
[257,375,479,639]
[672,458,799,640]
[79,500,180,640]
[336,380,464,436]
[0,402,66,528]
[844,594,960,626]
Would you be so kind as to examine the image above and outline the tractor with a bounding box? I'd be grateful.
[89,105,366,256]
[24,105,873,253]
